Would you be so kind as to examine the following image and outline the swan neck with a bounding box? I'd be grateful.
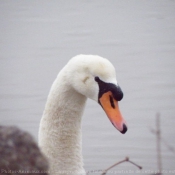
[39,75,87,174]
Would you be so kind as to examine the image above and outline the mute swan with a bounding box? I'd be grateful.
[38,55,127,175]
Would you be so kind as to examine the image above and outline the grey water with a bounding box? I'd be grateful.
[0,1,175,174]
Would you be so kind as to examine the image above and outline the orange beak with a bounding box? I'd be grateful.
[99,91,127,134]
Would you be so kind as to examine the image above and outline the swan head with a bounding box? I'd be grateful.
[66,55,127,134]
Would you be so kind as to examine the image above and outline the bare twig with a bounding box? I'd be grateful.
[161,137,175,155]
[86,157,142,175]
[150,113,163,174]
[101,157,142,175]
[150,113,175,158]
[156,113,162,174]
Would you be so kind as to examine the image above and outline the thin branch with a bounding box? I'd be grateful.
[101,157,142,175]
[161,137,175,155]
[156,113,162,173]
[101,158,128,175]
[127,159,142,169]
[86,157,142,175]
[150,127,175,155]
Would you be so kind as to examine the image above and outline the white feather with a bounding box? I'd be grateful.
[38,55,118,175]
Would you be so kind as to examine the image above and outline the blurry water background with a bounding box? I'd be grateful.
[0,0,175,174]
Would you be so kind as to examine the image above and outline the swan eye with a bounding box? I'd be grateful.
[94,76,100,82]
[83,76,89,84]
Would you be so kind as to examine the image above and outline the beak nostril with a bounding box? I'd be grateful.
[121,124,127,134]
[109,95,115,109]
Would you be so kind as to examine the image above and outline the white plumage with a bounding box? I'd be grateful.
[38,55,125,175]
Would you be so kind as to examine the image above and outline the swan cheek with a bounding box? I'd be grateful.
[99,91,127,134]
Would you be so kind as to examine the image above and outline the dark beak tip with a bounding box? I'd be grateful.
[120,123,127,134]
